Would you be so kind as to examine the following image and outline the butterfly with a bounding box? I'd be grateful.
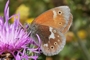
[28,6,73,56]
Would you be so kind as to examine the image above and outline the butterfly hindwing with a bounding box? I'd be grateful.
[30,24,66,56]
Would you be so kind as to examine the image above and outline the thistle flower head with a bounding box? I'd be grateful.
[0,0,40,60]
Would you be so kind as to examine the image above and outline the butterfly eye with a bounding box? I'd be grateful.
[59,22,62,25]
[54,42,57,45]
[58,11,62,15]
[51,46,54,49]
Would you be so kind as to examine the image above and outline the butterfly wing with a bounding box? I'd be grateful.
[30,24,66,56]
[32,6,72,32]
[61,14,73,34]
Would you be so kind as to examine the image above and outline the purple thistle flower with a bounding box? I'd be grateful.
[0,0,41,60]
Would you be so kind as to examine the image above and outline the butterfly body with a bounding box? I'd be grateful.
[29,6,73,56]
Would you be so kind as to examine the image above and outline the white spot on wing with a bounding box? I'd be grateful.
[49,27,55,39]
[53,10,57,18]
[44,44,48,47]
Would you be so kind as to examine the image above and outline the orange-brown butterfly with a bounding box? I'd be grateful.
[29,6,73,56]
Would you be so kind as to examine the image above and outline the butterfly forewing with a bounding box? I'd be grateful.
[33,6,71,32]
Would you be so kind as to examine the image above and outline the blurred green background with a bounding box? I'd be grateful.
[0,0,90,60]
